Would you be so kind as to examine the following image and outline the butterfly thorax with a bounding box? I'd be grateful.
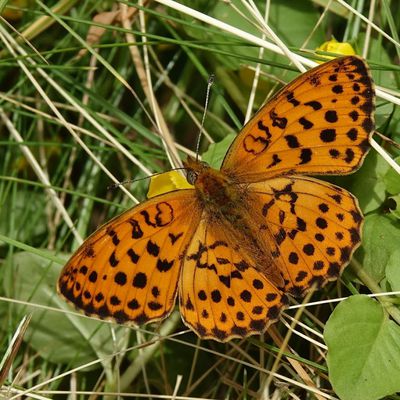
[184,157,242,210]
[184,157,284,287]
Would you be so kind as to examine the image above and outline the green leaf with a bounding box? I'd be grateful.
[347,151,389,214]
[325,295,400,400]
[387,194,400,219]
[202,133,235,168]
[361,214,400,281]
[3,251,125,368]
[179,0,324,83]
[386,248,400,291]
[383,156,400,195]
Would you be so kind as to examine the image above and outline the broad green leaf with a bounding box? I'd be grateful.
[325,295,400,400]
[347,151,389,214]
[361,214,400,281]
[386,249,400,291]
[355,34,396,90]
[387,194,400,219]
[202,133,235,168]
[383,156,400,195]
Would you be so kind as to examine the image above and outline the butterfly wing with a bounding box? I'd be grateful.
[179,215,287,341]
[221,56,374,181]
[246,176,362,296]
[58,190,201,325]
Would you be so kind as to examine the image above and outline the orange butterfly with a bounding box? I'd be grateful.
[58,56,375,341]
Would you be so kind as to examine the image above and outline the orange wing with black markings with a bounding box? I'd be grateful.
[221,56,374,182]
[179,217,287,341]
[245,176,363,297]
[58,190,201,325]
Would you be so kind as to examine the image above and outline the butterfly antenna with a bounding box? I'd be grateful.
[107,168,187,190]
[195,74,215,162]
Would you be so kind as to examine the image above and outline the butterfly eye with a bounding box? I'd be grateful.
[186,169,198,185]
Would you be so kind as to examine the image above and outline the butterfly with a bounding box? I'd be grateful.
[58,56,375,341]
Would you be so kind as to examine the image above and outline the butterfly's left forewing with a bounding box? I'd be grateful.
[58,190,201,325]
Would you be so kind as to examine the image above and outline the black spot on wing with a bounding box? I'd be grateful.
[212,327,227,341]
[320,129,336,143]
[157,259,174,272]
[107,229,120,245]
[299,148,312,164]
[304,100,322,110]
[127,248,140,264]
[132,272,147,288]
[325,110,338,123]
[129,219,143,239]
[169,232,183,244]
[147,240,160,257]
[299,117,313,129]
[270,110,287,129]
[109,251,119,267]
[128,298,140,310]
[88,271,98,283]
[113,310,129,324]
[284,135,300,148]
[286,91,300,106]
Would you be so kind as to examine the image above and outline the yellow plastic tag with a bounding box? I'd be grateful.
[147,170,194,198]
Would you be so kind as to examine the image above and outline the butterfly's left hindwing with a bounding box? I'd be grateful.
[58,190,200,325]
[247,176,363,296]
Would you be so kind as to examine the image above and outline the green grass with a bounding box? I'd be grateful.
[1,1,400,399]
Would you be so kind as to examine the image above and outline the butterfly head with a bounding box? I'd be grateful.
[184,156,239,209]
[183,156,210,185]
